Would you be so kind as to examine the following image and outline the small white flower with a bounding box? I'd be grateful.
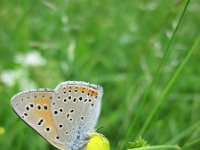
[0,69,36,89]
[15,51,46,67]
[0,70,21,86]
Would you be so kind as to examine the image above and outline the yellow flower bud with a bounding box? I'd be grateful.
[86,132,110,150]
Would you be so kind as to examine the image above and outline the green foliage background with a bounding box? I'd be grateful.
[0,0,200,149]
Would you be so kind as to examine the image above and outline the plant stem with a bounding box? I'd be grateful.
[128,145,180,150]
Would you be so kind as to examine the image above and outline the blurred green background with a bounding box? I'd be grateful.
[0,0,200,149]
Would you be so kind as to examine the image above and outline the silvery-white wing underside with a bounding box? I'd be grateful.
[11,89,67,150]
[51,81,103,150]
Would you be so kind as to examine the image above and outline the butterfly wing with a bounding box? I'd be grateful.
[51,81,103,149]
[11,89,66,150]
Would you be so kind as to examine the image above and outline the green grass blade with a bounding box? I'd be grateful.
[182,125,200,148]
[167,120,200,144]
[139,35,200,135]
[182,137,200,149]
[125,0,191,144]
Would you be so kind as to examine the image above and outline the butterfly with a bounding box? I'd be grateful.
[11,81,109,150]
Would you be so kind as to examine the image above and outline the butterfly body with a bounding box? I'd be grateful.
[11,81,103,150]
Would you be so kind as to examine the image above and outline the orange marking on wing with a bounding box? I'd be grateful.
[88,90,92,95]
[32,93,57,135]
[78,87,87,93]
[77,87,98,97]
[91,90,98,97]
[34,98,40,104]
[41,98,48,105]
[62,87,66,92]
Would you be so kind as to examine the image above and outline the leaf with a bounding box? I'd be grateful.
[128,136,149,149]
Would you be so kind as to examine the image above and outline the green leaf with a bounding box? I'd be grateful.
[128,136,149,149]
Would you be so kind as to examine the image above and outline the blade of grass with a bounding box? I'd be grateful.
[166,120,200,144]
[182,137,200,150]
[128,145,181,150]
[182,125,200,148]
[124,0,191,144]
[139,35,200,135]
